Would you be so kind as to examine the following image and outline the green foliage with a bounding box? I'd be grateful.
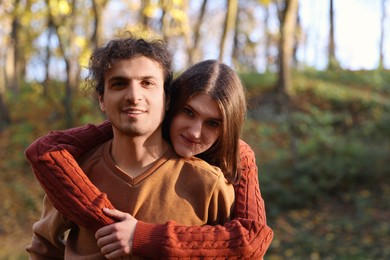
[242,69,390,258]
[239,71,277,93]
[0,81,105,258]
[244,69,390,209]
[302,68,390,93]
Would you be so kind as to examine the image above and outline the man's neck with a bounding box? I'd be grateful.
[110,133,169,178]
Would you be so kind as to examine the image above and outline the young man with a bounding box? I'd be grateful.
[26,36,234,259]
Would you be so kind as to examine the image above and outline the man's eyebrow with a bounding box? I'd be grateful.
[107,76,128,82]
[137,75,158,80]
[107,75,157,82]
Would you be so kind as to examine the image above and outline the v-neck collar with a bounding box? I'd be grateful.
[102,141,175,186]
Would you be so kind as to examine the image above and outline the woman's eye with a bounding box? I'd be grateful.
[207,120,221,128]
[183,107,194,117]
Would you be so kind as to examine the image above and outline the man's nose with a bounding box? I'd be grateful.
[125,83,142,103]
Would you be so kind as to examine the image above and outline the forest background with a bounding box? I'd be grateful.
[0,0,389,259]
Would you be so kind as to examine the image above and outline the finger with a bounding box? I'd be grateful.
[105,249,128,259]
[96,230,118,248]
[102,208,129,221]
[100,240,120,255]
[101,242,131,259]
[95,224,114,240]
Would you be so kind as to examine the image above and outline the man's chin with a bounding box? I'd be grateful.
[113,125,145,137]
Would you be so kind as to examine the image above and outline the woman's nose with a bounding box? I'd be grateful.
[187,120,202,139]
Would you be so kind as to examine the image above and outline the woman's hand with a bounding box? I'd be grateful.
[95,208,138,259]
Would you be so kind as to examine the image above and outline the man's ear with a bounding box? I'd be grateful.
[98,95,106,112]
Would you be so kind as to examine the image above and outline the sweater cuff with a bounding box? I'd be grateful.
[132,221,166,259]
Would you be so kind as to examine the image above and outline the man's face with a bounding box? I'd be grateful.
[99,56,166,138]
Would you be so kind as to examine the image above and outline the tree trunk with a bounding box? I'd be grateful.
[188,0,208,65]
[276,0,300,171]
[276,0,299,97]
[64,61,74,128]
[264,4,272,72]
[0,12,11,130]
[293,9,301,68]
[91,0,108,49]
[42,19,54,96]
[140,0,151,30]
[7,0,29,95]
[160,0,173,41]
[56,37,74,128]
[48,0,80,127]
[327,0,339,70]
[9,9,21,94]
[0,70,11,131]
[231,6,239,68]
[378,0,386,70]
[0,93,11,131]
[218,0,238,62]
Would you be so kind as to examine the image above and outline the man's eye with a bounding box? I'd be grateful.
[111,81,126,88]
[141,80,154,88]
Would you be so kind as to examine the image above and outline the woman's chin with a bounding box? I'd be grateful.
[175,148,195,158]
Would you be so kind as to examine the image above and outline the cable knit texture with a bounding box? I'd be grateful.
[25,121,273,259]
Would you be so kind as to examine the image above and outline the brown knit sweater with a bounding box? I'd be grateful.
[25,121,274,259]
[27,141,234,259]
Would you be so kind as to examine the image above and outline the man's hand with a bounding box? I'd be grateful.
[95,208,138,259]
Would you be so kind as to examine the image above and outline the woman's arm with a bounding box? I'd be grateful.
[26,123,273,258]
[132,140,273,259]
[25,121,116,231]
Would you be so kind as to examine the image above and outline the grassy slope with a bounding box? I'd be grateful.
[245,69,390,259]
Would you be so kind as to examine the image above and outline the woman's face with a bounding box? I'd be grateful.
[170,93,222,158]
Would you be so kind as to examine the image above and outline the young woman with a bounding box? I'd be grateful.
[26,60,273,259]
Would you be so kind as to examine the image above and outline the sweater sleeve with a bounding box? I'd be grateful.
[26,195,72,259]
[25,120,116,232]
[132,140,274,259]
[26,122,274,259]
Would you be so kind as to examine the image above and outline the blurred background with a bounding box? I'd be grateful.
[0,0,389,259]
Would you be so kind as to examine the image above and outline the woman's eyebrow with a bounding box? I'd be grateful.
[186,104,222,121]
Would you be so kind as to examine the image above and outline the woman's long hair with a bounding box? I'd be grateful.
[163,60,247,184]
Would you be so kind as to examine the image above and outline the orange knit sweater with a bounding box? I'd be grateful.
[25,121,274,259]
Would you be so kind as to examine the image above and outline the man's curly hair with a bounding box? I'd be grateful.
[86,35,173,96]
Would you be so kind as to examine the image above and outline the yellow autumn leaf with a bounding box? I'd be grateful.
[20,14,31,26]
[75,36,87,49]
[172,0,183,5]
[259,0,272,6]
[79,49,92,67]
[171,9,187,22]
[49,0,71,16]
[143,4,159,18]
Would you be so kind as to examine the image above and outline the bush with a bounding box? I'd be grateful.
[245,102,390,212]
